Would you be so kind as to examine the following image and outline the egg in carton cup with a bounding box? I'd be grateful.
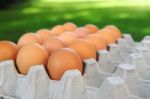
[1,34,150,99]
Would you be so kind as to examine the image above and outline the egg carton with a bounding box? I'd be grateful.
[0,95,17,99]
[0,60,141,99]
[1,34,150,99]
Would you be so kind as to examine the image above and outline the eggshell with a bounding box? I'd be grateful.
[16,43,49,75]
[59,31,78,46]
[47,48,83,80]
[63,22,77,31]
[50,25,66,35]
[85,34,107,50]
[68,39,96,60]
[17,33,42,48]
[43,37,65,55]
[96,30,116,44]
[84,24,98,33]
[74,27,91,38]
[104,25,122,39]
[36,29,52,43]
[0,41,18,62]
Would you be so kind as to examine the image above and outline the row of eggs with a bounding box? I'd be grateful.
[0,22,121,80]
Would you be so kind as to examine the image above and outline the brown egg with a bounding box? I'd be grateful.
[0,41,18,62]
[36,29,52,43]
[85,34,107,50]
[17,33,42,48]
[96,30,116,44]
[85,33,102,38]
[50,25,66,35]
[43,37,65,55]
[104,25,122,39]
[63,22,77,31]
[68,39,96,60]
[47,48,83,80]
[16,43,49,75]
[74,27,90,38]
[84,24,98,33]
[59,31,78,46]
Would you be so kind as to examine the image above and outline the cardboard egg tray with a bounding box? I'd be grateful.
[1,34,150,99]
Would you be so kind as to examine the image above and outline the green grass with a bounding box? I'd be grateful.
[0,0,150,42]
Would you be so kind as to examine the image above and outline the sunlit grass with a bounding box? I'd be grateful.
[0,0,150,42]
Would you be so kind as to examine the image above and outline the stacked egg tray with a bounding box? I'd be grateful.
[1,34,150,99]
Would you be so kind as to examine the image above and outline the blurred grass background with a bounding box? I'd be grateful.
[0,0,150,42]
